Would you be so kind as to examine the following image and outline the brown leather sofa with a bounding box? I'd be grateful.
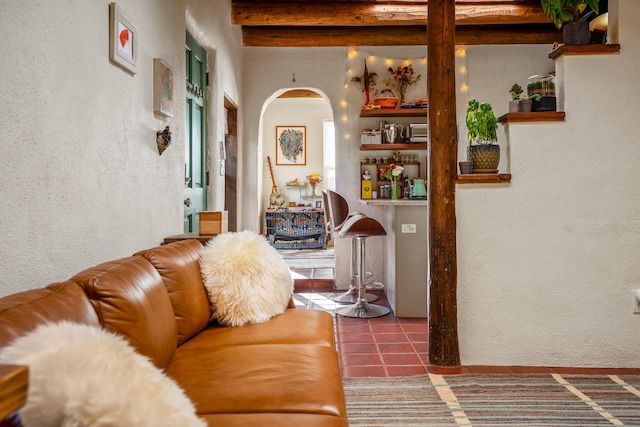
[0,239,348,426]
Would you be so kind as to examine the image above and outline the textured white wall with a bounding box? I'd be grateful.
[0,0,241,296]
[457,0,640,367]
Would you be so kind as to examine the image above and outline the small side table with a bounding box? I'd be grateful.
[0,365,28,423]
[163,233,217,245]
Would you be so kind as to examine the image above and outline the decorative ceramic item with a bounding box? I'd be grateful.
[156,126,171,155]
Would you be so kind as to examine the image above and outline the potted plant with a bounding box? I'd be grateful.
[519,93,541,112]
[541,0,599,45]
[509,84,523,113]
[465,99,499,173]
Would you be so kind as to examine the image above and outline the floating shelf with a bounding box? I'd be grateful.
[498,111,566,124]
[360,143,427,151]
[457,173,512,184]
[548,43,620,60]
[360,108,428,118]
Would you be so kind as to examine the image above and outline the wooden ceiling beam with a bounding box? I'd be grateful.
[232,3,551,26]
[241,25,561,47]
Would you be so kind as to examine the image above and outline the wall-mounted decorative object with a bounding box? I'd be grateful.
[153,58,173,117]
[276,126,306,165]
[109,3,137,75]
[156,126,171,155]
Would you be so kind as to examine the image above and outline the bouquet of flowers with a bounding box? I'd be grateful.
[381,164,404,181]
[384,64,421,104]
[307,172,322,185]
[380,164,404,199]
[306,172,322,196]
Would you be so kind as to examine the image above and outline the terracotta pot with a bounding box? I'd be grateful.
[459,161,473,174]
[520,99,533,112]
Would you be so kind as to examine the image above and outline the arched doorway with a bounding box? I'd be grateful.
[258,88,337,286]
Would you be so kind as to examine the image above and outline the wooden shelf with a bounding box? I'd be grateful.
[498,111,566,124]
[548,43,620,60]
[457,173,512,184]
[361,143,427,151]
[360,108,428,118]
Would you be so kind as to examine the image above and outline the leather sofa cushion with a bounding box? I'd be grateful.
[0,281,100,349]
[71,256,178,369]
[179,309,336,350]
[166,343,347,419]
[135,240,210,345]
[201,413,348,427]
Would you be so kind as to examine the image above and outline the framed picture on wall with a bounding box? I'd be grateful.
[153,58,173,117]
[109,2,137,75]
[276,126,306,165]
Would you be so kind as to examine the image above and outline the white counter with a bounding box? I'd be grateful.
[358,199,428,318]
[359,198,427,206]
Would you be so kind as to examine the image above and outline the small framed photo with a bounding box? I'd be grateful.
[276,126,306,165]
[109,3,137,75]
[315,200,322,209]
[153,58,173,117]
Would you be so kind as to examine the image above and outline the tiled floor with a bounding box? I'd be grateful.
[290,262,640,378]
[293,274,429,377]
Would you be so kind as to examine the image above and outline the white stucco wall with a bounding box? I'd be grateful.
[457,0,640,367]
[0,0,241,296]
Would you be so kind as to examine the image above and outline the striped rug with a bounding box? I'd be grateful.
[343,373,640,426]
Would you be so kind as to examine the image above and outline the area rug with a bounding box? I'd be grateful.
[277,248,334,269]
[343,373,640,426]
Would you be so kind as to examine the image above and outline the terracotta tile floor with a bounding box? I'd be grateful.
[290,265,640,378]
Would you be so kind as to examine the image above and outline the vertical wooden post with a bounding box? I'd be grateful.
[427,0,460,366]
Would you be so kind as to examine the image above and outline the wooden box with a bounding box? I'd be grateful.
[199,211,228,234]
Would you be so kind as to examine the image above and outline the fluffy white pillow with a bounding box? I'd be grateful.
[200,230,293,326]
[0,321,205,427]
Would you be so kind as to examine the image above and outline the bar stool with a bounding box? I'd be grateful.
[335,215,390,318]
[323,190,378,304]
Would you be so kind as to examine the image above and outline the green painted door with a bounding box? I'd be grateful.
[184,31,207,233]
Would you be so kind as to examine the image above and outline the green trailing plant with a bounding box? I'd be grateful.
[541,0,599,29]
[509,84,523,100]
[466,99,498,145]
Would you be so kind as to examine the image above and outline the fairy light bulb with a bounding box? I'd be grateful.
[455,48,466,57]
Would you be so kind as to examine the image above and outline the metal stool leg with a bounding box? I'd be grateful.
[329,238,378,303]
[336,236,390,318]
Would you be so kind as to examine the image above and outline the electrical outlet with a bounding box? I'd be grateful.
[401,224,416,233]
[633,290,640,314]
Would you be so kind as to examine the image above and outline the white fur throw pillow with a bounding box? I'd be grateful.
[200,230,293,326]
[0,321,205,427]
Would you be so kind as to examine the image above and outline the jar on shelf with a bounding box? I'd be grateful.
[527,74,555,97]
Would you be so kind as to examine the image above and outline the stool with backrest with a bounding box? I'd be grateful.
[335,215,390,318]
[324,190,378,303]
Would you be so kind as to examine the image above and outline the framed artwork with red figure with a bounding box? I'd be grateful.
[109,3,137,75]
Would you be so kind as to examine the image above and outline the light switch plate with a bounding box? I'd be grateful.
[401,224,416,233]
